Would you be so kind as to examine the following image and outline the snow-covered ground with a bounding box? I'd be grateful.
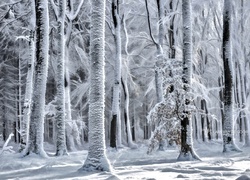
[0,141,250,180]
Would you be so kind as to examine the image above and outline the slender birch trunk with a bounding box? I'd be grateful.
[55,0,67,156]
[121,13,137,148]
[121,77,137,149]
[155,0,164,103]
[63,0,84,151]
[156,0,165,150]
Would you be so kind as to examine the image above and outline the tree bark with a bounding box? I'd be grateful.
[145,0,164,103]
[177,0,200,161]
[19,0,36,152]
[110,0,122,148]
[55,0,67,156]
[169,0,176,59]
[121,77,137,148]
[80,0,111,171]
[222,0,241,152]
[23,0,49,157]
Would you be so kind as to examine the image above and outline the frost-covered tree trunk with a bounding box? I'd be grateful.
[121,77,137,149]
[156,0,165,102]
[145,0,163,103]
[234,62,243,142]
[50,0,84,150]
[110,0,122,148]
[64,50,76,151]
[177,0,200,161]
[155,0,164,103]
[63,0,84,151]
[169,0,176,60]
[240,0,250,146]
[80,0,111,171]
[156,0,165,150]
[121,13,137,148]
[222,0,241,152]
[23,0,49,157]
[19,0,36,152]
[50,0,76,151]
[55,0,67,156]
[144,0,164,149]
[64,1,75,151]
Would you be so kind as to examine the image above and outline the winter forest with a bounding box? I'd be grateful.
[1,0,250,179]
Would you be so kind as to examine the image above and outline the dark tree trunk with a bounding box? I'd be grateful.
[132,117,135,141]
[2,103,6,141]
[221,0,241,152]
[110,115,117,148]
[124,111,128,144]
[201,100,205,142]
[23,0,49,157]
[169,0,176,59]
[194,115,198,140]
[204,101,211,141]
[110,0,122,148]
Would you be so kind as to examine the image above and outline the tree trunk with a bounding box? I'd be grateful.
[110,0,122,148]
[55,0,67,156]
[80,0,111,171]
[221,0,241,152]
[63,0,83,151]
[155,0,164,103]
[19,0,36,152]
[64,51,76,151]
[169,0,176,59]
[121,77,137,149]
[201,100,206,142]
[145,0,164,103]
[177,0,200,161]
[23,0,49,157]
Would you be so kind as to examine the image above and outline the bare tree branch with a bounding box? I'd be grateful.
[144,0,157,46]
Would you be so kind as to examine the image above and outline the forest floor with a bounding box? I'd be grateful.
[0,140,250,180]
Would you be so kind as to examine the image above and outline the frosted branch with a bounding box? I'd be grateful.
[0,0,22,8]
[49,0,59,19]
[66,0,84,21]
[0,133,14,155]
[144,0,157,46]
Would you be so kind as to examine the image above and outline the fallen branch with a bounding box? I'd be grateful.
[0,133,14,155]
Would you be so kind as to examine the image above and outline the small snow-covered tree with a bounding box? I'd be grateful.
[80,0,111,171]
[23,0,49,157]
[147,88,181,154]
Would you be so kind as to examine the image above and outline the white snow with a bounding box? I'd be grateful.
[1,141,250,179]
